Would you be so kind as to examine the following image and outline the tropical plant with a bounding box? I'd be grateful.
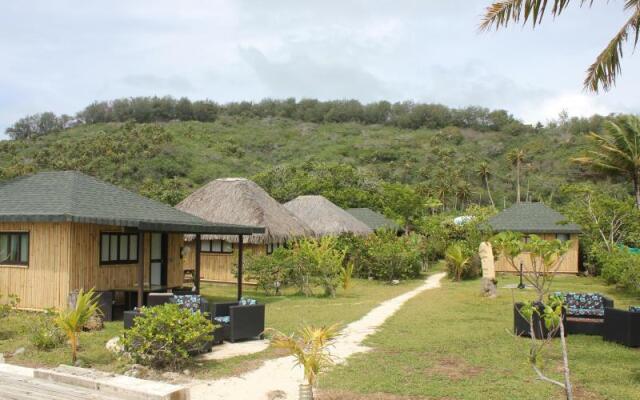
[480,0,640,92]
[476,161,495,207]
[269,324,340,398]
[573,116,640,209]
[340,262,354,291]
[121,303,214,370]
[445,243,471,281]
[492,233,574,399]
[0,293,19,319]
[55,288,101,363]
[507,148,526,203]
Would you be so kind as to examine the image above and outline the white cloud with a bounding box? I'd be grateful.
[1,0,639,136]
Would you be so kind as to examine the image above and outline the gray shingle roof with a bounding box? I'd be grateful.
[488,202,581,234]
[346,208,403,232]
[0,171,265,234]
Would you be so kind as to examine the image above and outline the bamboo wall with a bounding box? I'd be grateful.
[0,221,185,310]
[68,224,184,292]
[182,241,262,283]
[494,233,579,274]
[0,222,72,310]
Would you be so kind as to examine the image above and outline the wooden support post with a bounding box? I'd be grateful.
[237,234,244,301]
[137,231,144,308]
[195,233,201,294]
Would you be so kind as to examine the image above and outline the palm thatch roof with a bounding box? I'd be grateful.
[176,178,313,244]
[284,195,373,237]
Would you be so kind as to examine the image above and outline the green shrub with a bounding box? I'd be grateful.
[245,247,293,295]
[596,248,640,292]
[121,304,214,370]
[362,231,423,281]
[30,313,66,350]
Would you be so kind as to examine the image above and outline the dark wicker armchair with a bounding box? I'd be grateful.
[212,302,265,342]
[603,307,640,348]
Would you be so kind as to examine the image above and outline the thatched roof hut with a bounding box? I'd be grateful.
[176,178,313,244]
[284,195,373,237]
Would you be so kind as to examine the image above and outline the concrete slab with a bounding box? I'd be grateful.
[0,363,35,378]
[35,365,190,400]
[196,340,269,361]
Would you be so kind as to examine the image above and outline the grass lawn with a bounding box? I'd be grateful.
[0,278,424,378]
[320,273,640,400]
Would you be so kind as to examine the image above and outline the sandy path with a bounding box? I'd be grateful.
[189,272,446,400]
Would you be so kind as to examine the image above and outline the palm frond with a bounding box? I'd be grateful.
[479,0,592,31]
[584,5,640,92]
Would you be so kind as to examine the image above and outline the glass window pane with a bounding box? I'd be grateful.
[119,235,128,260]
[212,240,222,252]
[110,234,118,261]
[0,234,9,264]
[129,235,138,261]
[20,234,28,263]
[151,233,162,260]
[101,234,109,262]
[9,234,19,262]
[201,240,211,252]
[223,241,233,253]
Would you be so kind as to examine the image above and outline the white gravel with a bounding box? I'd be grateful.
[189,272,446,400]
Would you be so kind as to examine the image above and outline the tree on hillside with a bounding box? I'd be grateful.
[574,116,640,209]
[476,161,495,207]
[480,0,640,92]
[507,148,526,203]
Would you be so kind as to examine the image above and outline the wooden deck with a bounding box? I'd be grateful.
[0,371,120,400]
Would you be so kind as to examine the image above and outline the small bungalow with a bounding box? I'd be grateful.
[346,208,404,234]
[176,178,313,284]
[284,195,373,237]
[488,202,581,274]
[0,171,263,311]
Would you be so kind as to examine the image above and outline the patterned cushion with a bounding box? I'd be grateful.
[629,306,640,313]
[172,294,202,313]
[214,316,231,324]
[239,297,257,306]
[553,292,606,317]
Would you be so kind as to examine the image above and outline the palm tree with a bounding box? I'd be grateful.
[507,149,526,203]
[476,161,495,207]
[56,288,101,364]
[269,324,340,399]
[480,0,640,92]
[574,116,640,209]
[445,244,470,282]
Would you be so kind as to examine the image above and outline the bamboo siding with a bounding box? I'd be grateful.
[182,241,262,284]
[0,222,71,310]
[494,233,579,274]
[0,222,185,310]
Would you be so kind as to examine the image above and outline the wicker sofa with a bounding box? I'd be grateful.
[603,306,640,348]
[554,292,614,335]
[212,301,265,343]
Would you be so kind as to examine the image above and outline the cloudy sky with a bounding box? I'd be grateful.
[1,0,639,137]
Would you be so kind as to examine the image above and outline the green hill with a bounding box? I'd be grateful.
[0,116,627,215]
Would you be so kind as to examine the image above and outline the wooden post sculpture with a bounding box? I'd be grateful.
[479,241,497,297]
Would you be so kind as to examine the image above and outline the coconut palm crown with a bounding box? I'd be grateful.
[480,0,640,92]
[574,116,640,209]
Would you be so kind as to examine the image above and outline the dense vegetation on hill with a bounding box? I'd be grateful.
[0,111,626,212]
